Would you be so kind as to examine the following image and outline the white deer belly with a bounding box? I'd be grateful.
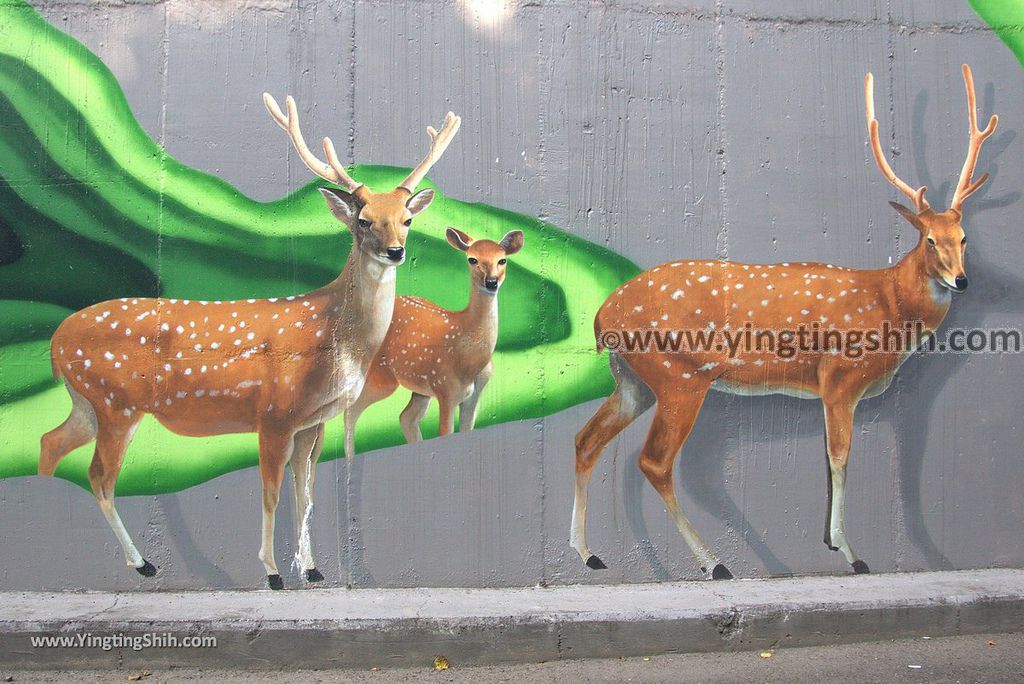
[711,377,819,400]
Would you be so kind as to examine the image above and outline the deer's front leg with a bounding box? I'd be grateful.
[345,372,400,458]
[822,398,868,574]
[291,423,325,582]
[258,426,295,590]
[458,362,493,432]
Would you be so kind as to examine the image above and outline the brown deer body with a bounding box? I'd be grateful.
[571,65,997,578]
[344,228,523,454]
[39,95,460,589]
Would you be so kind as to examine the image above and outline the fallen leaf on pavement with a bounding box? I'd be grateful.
[433,655,449,671]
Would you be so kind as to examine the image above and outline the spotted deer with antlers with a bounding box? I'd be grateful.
[571,65,997,579]
[344,228,524,455]
[39,94,460,589]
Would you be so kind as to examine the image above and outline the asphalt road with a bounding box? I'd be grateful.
[4,632,1023,683]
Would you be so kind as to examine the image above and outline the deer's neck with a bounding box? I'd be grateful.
[323,248,397,354]
[891,239,952,333]
[461,287,500,351]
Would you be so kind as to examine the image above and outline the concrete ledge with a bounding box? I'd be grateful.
[2,569,1022,669]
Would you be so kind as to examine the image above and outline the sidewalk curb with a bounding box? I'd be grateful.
[2,569,1021,669]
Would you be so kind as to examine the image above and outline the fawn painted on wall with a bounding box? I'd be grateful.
[344,228,524,454]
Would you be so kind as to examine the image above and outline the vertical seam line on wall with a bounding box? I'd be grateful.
[533,0,549,588]
[713,0,728,262]
[884,0,905,572]
[344,0,358,589]
[150,0,173,576]
[713,0,739,569]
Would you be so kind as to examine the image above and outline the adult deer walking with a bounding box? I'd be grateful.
[571,65,997,578]
[39,94,460,589]
[343,228,523,455]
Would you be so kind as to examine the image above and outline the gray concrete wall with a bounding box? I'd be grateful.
[2,0,1022,590]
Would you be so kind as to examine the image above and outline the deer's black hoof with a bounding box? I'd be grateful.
[711,563,734,580]
[268,574,284,590]
[136,560,157,577]
[305,568,324,583]
[585,555,607,570]
[851,560,870,574]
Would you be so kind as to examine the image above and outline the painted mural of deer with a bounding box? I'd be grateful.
[571,65,997,579]
[343,228,523,455]
[39,94,461,589]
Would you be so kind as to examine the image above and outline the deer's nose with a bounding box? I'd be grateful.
[954,274,968,291]
[386,246,405,262]
[484,277,499,292]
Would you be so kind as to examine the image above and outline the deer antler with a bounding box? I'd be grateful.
[950,64,998,214]
[399,111,462,193]
[865,72,930,212]
[264,93,363,193]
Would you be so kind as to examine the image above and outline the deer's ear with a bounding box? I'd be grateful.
[406,188,435,216]
[499,230,524,255]
[320,187,360,224]
[446,227,473,252]
[889,201,925,231]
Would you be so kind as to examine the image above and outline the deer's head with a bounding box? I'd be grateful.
[265,94,461,267]
[446,228,524,294]
[865,65,998,293]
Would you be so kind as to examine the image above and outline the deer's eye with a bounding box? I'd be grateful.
[961,237,967,245]
[498,258,507,265]
[404,218,413,227]
[468,257,478,265]
[927,237,936,246]
[358,218,371,229]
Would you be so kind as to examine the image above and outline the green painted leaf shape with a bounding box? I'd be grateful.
[0,0,640,494]
[971,0,1024,68]
[0,54,567,347]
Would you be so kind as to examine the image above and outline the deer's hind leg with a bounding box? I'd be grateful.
[40,384,97,477]
[637,375,732,580]
[571,352,655,569]
[436,392,459,437]
[88,413,152,576]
